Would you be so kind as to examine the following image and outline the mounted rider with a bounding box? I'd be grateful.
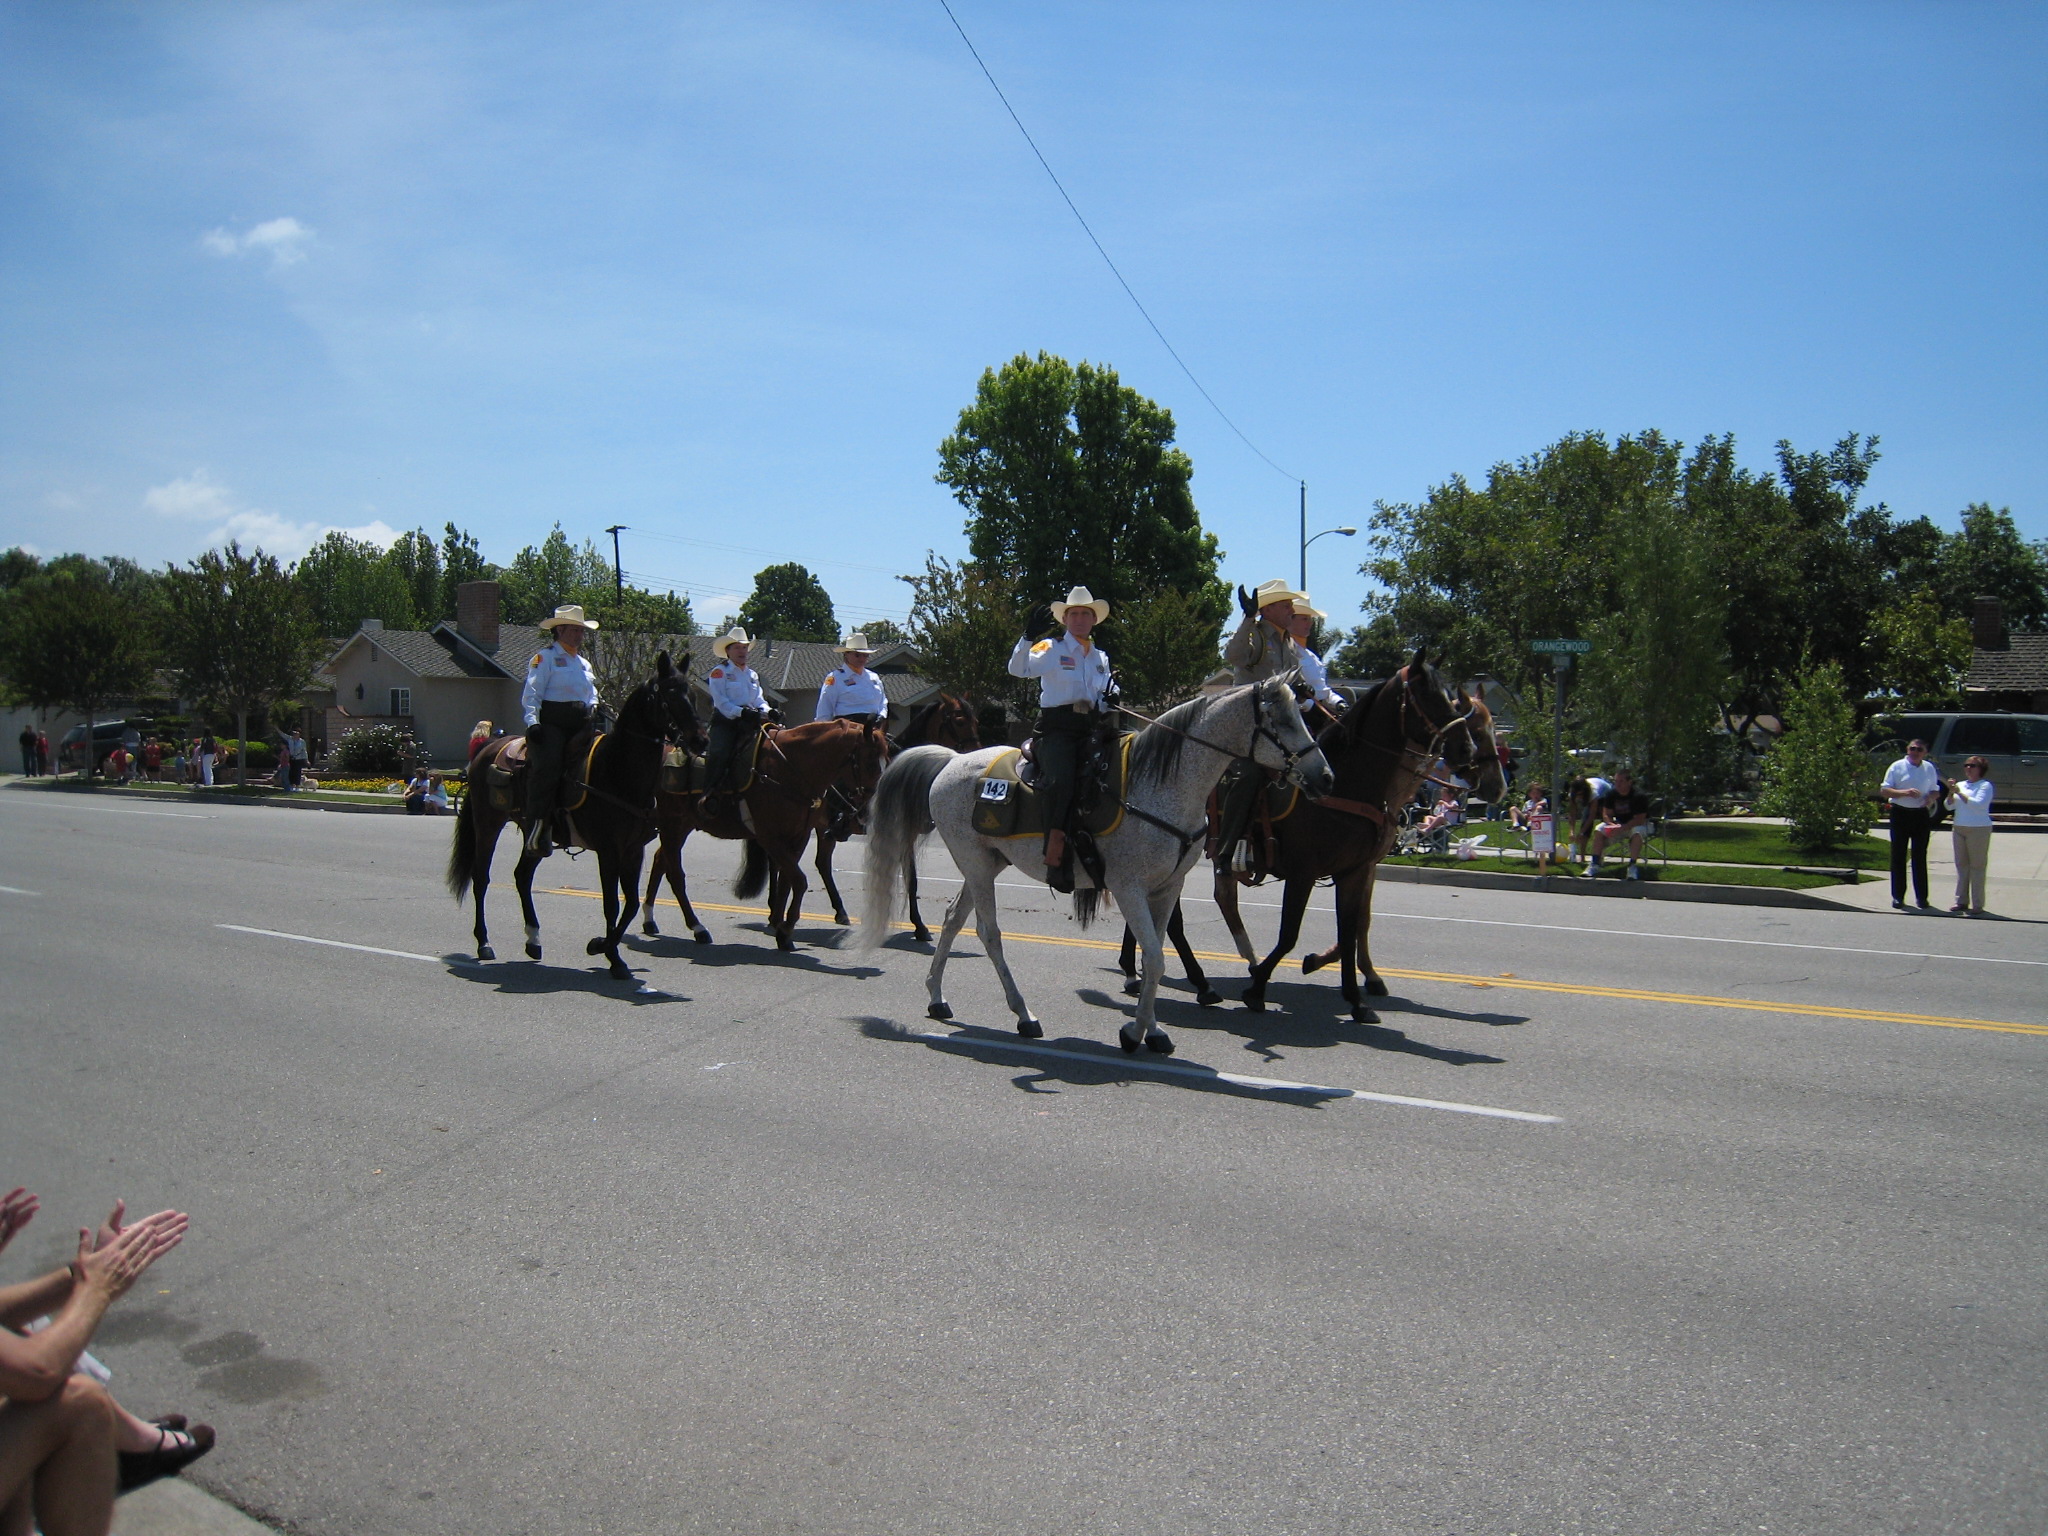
[703,626,771,816]
[521,604,601,856]
[1008,585,1113,893]
[818,631,888,724]
[1216,579,1308,876]
[1289,596,1346,717]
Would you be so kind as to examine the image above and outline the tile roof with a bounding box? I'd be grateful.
[323,623,549,681]
[1965,632,2048,691]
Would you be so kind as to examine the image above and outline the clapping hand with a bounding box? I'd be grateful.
[0,1187,38,1256]
[72,1209,188,1303]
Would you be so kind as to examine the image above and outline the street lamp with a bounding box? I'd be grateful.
[603,525,628,601]
[1300,525,1356,592]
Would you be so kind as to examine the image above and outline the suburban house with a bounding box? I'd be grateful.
[311,581,940,768]
[1963,597,2048,713]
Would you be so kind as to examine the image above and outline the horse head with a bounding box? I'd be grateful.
[649,650,707,755]
[1252,674,1334,797]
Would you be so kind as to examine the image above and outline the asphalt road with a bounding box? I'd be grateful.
[3,786,2044,1536]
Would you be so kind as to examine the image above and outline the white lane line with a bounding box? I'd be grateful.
[0,885,40,896]
[842,866,2043,969]
[909,1029,1561,1123]
[216,924,448,963]
[4,799,213,819]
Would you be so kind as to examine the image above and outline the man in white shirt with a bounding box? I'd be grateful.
[1287,597,1345,715]
[819,633,889,723]
[1008,586,1113,889]
[521,605,601,855]
[1879,738,1942,910]
[702,627,771,814]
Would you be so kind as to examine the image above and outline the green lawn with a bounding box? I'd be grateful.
[19,779,405,809]
[1662,820,1888,869]
[1381,851,1867,891]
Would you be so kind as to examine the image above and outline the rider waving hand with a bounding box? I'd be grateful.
[1008,586,1112,891]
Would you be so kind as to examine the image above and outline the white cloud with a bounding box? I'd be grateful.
[200,216,314,268]
[143,470,397,562]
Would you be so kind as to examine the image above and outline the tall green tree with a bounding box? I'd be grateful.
[1103,588,1225,713]
[901,554,1026,713]
[498,525,611,623]
[738,562,835,642]
[1867,588,1972,707]
[382,529,443,625]
[0,559,158,776]
[937,352,1227,625]
[161,544,323,787]
[1934,503,2048,630]
[436,522,492,616]
[295,532,416,633]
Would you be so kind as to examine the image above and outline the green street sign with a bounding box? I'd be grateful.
[1530,638,1591,654]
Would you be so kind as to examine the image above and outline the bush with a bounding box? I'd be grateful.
[216,738,277,771]
[329,722,422,776]
[1756,662,1876,852]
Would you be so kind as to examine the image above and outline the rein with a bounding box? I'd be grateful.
[1116,686,1315,782]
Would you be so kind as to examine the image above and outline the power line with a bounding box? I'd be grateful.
[936,0,1297,483]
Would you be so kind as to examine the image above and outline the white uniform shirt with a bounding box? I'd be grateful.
[1009,632,1111,709]
[707,660,768,719]
[1294,643,1343,708]
[521,641,599,726]
[1882,756,1941,809]
[820,663,888,718]
[1948,777,1994,827]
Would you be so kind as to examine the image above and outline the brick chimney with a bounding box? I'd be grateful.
[456,580,501,649]
[1971,596,2007,651]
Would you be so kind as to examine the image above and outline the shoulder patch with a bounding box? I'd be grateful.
[1030,640,1053,655]
[711,667,724,679]
[530,654,543,668]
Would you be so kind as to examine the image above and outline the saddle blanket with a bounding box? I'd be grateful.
[971,735,1132,840]
[659,728,769,798]
[484,732,601,814]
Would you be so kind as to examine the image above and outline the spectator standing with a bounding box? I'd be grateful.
[287,729,308,786]
[1879,738,1941,911]
[17,726,34,777]
[141,739,163,783]
[196,734,216,787]
[36,730,51,776]
[1947,756,1995,915]
[468,720,493,762]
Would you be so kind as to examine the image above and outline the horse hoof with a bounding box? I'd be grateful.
[1302,953,1330,975]
[833,912,851,927]
[912,927,932,944]
[1122,976,1140,997]
[524,942,542,960]
[477,945,495,962]
[1241,993,1265,1013]
[927,1002,953,1021]
[1197,988,1222,1007]
[1353,1006,1379,1024]
[1366,976,1390,997]
[611,965,633,982]
[776,935,795,953]
[1119,1030,1141,1055]
[1017,1018,1043,1039]
[586,937,607,956]
[693,928,712,944]
[642,920,660,936]
[1145,1032,1174,1055]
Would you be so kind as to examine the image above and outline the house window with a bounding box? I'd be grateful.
[390,688,412,717]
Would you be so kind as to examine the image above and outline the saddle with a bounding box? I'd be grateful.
[1205,767,1301,885]
[483,731,602,816]
[658,728,770,799]
[971,735,1133,841]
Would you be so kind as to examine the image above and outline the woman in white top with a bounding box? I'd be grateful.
[1947,755,1995,914]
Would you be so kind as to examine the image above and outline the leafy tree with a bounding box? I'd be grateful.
[296,532,416,633]
[1332,613,1419,681]
[383,529,442,624]
[583,584,694,637]
[1756,662,1875,852]
[1868,588,1972,707]
[937,352,1227,625]
[1935,504,2048,630]
[856,617,906,646]
[437,523,492,617]
[161,544,323,787]
[0,547,39,591]
[498,525,610,623]
[901,554,1026,714]
[738,562,836,642]
[1104,588,1225,713]
[0,559,158,775]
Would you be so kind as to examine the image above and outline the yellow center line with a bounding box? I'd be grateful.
[540,887,2048,1038]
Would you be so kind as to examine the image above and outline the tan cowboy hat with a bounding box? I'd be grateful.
[1049,585,1110,623]
[1252,578,1308,610]
[711,626,752,659]
[1292,595,1328,620]
[539,603,599,632]
[838,631,873,655]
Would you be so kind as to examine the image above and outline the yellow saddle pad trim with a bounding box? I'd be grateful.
[970,735,1130,840]
[558,732,604,812]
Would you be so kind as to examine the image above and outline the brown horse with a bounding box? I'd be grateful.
[639,717,890,952]
[809,693,980,939]
[448,651,703,980]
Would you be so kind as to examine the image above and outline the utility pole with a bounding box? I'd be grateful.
[1298,482,1307,592]
[603,525,627,601]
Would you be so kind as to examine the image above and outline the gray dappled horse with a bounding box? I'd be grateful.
[860,677,1332,1055]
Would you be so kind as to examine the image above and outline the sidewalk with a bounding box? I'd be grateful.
[114,1480,277,1535]
[1827,818,2048,922]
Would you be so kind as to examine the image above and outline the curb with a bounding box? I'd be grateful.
[1374,862,1862,911]
[114,1478,281,1535]
[5,783,409,815]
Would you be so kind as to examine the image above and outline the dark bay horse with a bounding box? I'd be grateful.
[448,651,703,980]
[640,717,889,952]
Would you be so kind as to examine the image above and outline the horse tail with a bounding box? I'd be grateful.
[447,794,478,900]
[1071,888,1101,930]
[734,839,769,901]
[859,744,953,950]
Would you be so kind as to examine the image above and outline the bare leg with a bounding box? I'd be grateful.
[0,1376,119,1536]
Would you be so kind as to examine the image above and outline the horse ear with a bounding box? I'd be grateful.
[657,650,673,677]
[1408,647,1428,676]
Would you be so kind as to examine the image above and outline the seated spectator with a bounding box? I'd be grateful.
[1416,784,1464,839]
[404,772,432,815]
[1586,767,1653,878]
[0,1186,211,1534]
[468,720,493,763]
[103,746,129,784]
[1508,784,1550,830]
[423,774,451,815]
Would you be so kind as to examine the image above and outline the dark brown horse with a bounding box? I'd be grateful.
[639,717,890,951]
[448,651,703,980]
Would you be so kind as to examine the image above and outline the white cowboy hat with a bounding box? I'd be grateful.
[711,626,752,659]
[539,603,599,632]
[838,631,873,654]
[1292,595,1328,620]
[1252,578,1308,610]
[1049,585,1111,623]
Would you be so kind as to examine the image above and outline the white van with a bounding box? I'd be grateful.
[1871,713,2048,810]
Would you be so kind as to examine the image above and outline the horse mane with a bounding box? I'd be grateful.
[1130,692,1215,787]
[899,699,938,744]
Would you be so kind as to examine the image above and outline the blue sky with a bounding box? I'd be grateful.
[3,1,2042,634]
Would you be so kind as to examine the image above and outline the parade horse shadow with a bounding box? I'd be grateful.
[448,652,704,981]
[1076,983,1510,1067]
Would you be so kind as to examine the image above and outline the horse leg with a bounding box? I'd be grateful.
[1359,864,1389,996]
[471,810,499,961]
[925,888,974,1022]
[514,845,545,960]
[641,822,671,935]
[815,834,852,925]
[769,839,808,952]
[966,852,1040,1038]
[1242,876,1313,1013]
[1216,863,1257,964]
[905,856,932,944]
[1112,884,1174,1054]
[1118,923,1140,995]
[1334,871,1377,1023]
[658,825,712,943]
[1168,902,1221,1006]
[584,847,634,981]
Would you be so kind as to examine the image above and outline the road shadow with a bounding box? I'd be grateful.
[850,1016,1347,1109]
[623,926,882,978]
[441,956,684,1002]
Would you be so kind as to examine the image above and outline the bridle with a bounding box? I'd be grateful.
[1116,680,1318,786]
[1312,664,1485,837]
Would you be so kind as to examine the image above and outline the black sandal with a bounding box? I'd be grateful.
[119,1421,215,1492]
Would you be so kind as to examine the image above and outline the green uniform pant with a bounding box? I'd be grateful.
[525,700,589,822]
[706,711,759,793]
[1032,707,1097,835]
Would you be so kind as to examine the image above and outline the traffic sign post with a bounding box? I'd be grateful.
[1531,640,1590,861]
